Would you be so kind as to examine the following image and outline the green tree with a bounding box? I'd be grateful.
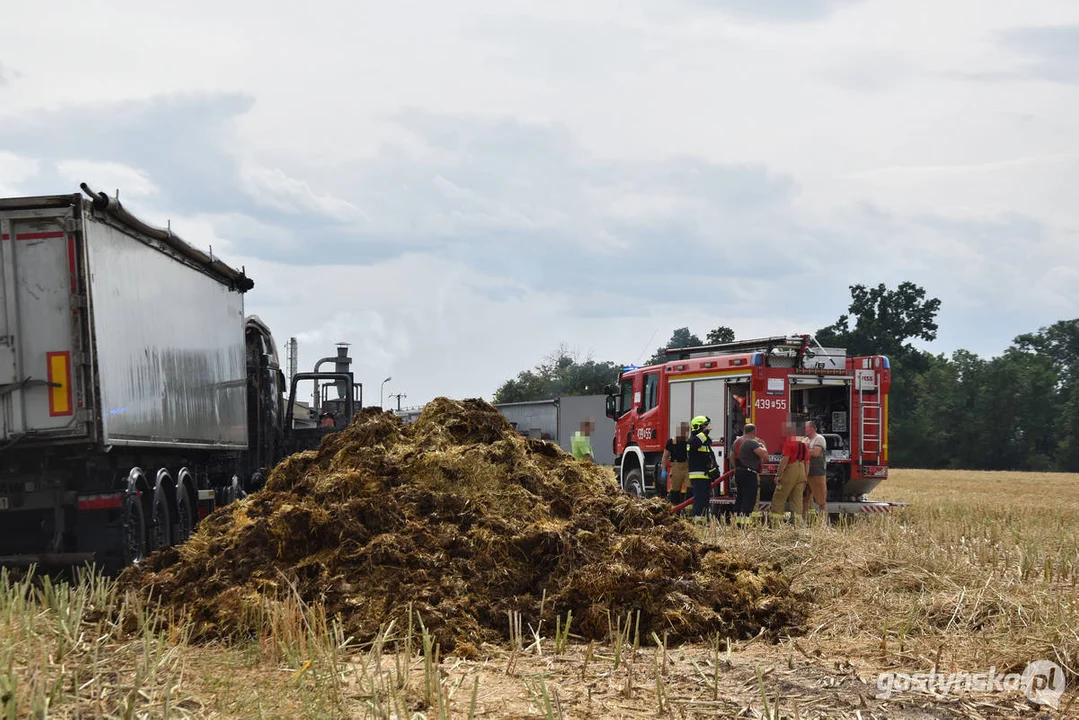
[1014,319,1079,387]
[899,339,1066,471]
[1056,381,1079,472]
[493,345,622,403]
[817,282,942,469]
[1013,319,1079,470]
[974,349,1058,470]
[643,326,736,365]
[898,352,961,468]
[816,282,941,365]
[946,350,991,469]
[646,327,702,365]
[706,325,735,344]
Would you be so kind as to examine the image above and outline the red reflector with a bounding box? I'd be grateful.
[78,494,123,510]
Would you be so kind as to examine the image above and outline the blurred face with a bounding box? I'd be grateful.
[806,422,817,437]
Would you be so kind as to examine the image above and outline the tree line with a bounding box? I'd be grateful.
[492,282,1079,472]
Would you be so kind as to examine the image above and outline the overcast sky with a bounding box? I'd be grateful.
[3,0,1078,408]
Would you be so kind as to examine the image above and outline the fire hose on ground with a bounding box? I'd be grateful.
[670,467,735,514]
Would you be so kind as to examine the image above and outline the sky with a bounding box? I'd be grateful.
[2,0,1078,408]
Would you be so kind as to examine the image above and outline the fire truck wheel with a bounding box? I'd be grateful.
[622,468,645,497]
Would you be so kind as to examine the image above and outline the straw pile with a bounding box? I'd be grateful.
[120,398,802,650]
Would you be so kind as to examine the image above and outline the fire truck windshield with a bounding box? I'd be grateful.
[618,379,633,417]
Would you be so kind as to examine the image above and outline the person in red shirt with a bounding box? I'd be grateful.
[770,420,809,523]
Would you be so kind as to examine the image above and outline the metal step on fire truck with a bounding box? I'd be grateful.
[604,334,908,516]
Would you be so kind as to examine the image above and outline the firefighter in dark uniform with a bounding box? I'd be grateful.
[687,415,720,519]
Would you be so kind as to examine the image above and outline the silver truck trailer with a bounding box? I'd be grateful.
[495,395,614,464]
[0,185,358,572]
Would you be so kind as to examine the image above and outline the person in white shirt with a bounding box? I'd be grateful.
[803,421,828,515]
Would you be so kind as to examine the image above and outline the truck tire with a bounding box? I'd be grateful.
[174,486,195,545]
[116,491,147,572]
[148,486,172,552]
[623,468,644,497]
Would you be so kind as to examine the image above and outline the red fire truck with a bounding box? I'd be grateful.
[603,335,906,516]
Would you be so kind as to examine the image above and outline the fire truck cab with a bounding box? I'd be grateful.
[604,335,902,515]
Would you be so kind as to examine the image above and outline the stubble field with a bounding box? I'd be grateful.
[1,467,1077,719]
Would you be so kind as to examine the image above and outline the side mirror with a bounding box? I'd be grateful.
[604,395,617,419]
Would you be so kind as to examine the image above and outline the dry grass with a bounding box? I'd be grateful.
[1,468,1077,718]
[0,564,363,718]
[739,469,1079,676]
[695,468,1079,715]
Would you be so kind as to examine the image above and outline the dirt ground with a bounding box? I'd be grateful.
[330,637,1069,719]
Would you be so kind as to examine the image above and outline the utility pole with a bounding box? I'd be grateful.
[388,392,407,411]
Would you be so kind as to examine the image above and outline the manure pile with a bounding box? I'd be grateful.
[121,398,802,650]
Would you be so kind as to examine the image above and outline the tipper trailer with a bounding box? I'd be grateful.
[0,184,360,572]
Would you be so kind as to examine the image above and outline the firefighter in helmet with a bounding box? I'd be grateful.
[687,415,720,519]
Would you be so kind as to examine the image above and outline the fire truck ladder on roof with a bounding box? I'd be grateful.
[663,334,810,360]
[858,382,882,462]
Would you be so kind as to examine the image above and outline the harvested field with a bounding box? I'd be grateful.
[119,398,801,651]
[2,438,1077,716]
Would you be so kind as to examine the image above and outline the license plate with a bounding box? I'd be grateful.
[0,497,7,510]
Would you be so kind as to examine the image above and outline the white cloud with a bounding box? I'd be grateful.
[238,163,368,222]
[228,252,587,404]
[0,152,39,195]
[55,160,158,199]
[1,0,1078,402]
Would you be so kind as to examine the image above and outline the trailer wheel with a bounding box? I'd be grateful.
[622,468,645,497]
[174,486,195,545]
[120,492,147,568]
[224,476,242,504]
[148,487,172,552]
